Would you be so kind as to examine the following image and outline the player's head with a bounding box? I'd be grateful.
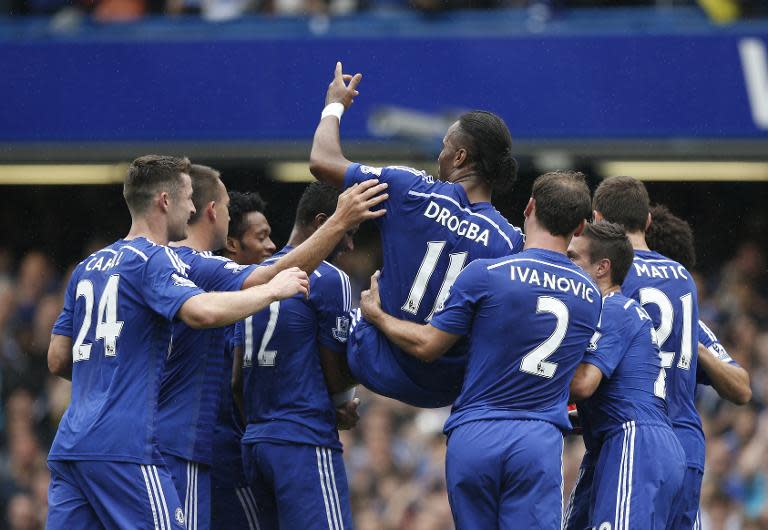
[123,155,194,242]
[568,221,633,289]
[645,204,696,269]
[524,170,591,240]
[592,176,651,234]
[187,164,230,250]
[294,182,355,260]
[437,111,517,193]
[225,191,276,265]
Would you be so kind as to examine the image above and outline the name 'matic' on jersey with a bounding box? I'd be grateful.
[344,164,524,406]
[621,250,702,470]
[49,238,204,464]
[430,249,602,433]
[236,246,351,450]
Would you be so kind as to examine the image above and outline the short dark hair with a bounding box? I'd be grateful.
[593,176,650,232]
[123,155,191,214]
[188,164,224,224]
[295,182,340,227]
[581,221,634,286]
[531,170,592,236]
[645,204,696,269]
[456,111,518,194]
[228,191,267,240]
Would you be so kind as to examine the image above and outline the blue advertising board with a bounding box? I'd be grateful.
[1,11,767,150]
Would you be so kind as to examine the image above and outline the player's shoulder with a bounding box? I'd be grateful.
[310,261,352,311]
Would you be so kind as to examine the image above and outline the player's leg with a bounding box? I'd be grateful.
[256,442,353,530]
[211,484,261,530]
[241,441,278,530]
[46,461,106,530]
[590,423,686,530]
[667,466,704,530]
[71,460,185,530]
[162,453,212,530]
[347,315,459,408]
[497,420,564,530]
[563,456,596,530]
[444,421,503,530]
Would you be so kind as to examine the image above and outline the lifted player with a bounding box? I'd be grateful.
[310,62,524,408]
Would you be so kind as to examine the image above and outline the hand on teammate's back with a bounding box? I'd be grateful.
[326,61,362,109]
[359,270,383,322]
[332,179,389,228]
[265,267,310,300]
[335,398,361,430]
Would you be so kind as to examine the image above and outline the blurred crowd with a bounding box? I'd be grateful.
[2,0,766,24]
[0,237,766,529]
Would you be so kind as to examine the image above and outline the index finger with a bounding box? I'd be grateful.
[334,61,343,81]
[355,182,389,200]
[348,178,381,194]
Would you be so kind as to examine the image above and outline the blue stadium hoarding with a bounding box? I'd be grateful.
[1,10,767,159]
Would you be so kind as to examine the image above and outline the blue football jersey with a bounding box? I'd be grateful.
[430,248,602,434]
[696,320,740,387]
[156,248,257,466]
[236,246,351,450]
[49,238,204,464]
[344,163,524,390]
[621,250,702,470]
[211,324,247,486]
[578,293,671,448]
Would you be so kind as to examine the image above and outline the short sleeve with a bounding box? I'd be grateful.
[190,253,258,292]
[344,163,435,202]
[312,268,351,354]
[52,270,78,337]
[581,302,626,379]
[696,320,739,385]
[429,259,488,336]
[232,320,245,349]
[142,248,206,321]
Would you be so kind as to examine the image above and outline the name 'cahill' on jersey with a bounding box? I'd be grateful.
[344,164,524,323]
[621,250,702,470]
[49,238,204,465]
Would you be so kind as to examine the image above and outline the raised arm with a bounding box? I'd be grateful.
[359,271,460,362]
[179,267,308,329]
[241,180,387,288]
[309,62,362,188]
[697,342,751,405]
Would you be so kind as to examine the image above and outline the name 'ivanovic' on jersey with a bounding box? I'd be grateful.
[507,265,597,303]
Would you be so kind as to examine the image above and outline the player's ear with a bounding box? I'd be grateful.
[158,191,171,213]
[573,219,587,238]
[313,213,329,230]
[592,210,603,222]
[225,236,239,255]
[644,212,652,232]
[597,258,611,281]
[523,197,534,218]
[454,147,468,168]
[206,201,217,223]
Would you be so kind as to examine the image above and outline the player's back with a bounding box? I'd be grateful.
[578,293,671,443]
[156,248,257,466]
[344,164,524,407]
[433,248,602,434]
[237,247,350,450]
[621,250,702,469]
[49,238,203,464]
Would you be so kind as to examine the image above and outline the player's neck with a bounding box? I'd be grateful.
[287,225,311,248]
[600,283,621,298]
[449,172,491,204]
[523,231,568,255]
[626,231,650,251]
[172,224,216,252]
[125,217,170,246]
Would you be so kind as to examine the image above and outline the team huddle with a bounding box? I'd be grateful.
[44,63,750,530]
